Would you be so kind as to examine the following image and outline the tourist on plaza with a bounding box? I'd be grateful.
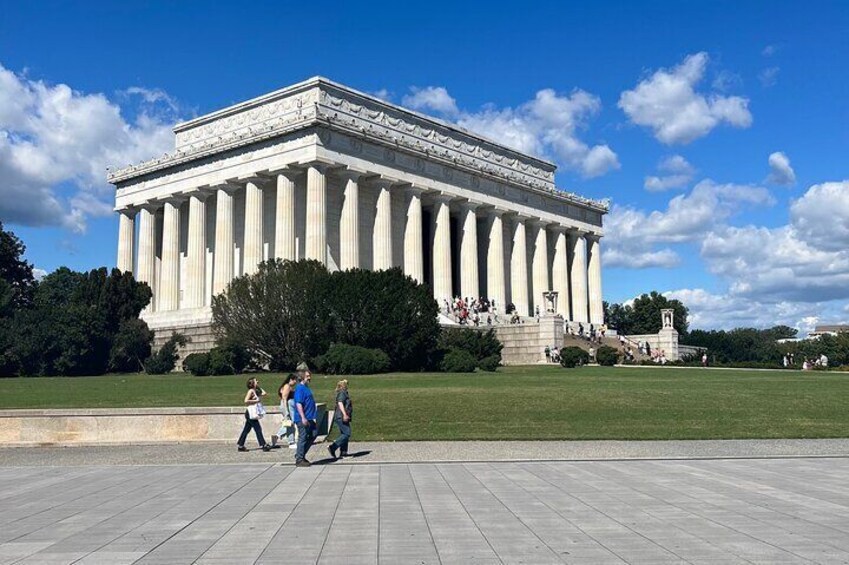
[551,346,560,363]
[589,346,595,363]
[701,353,708,367]
[328,379,353,460]
[293,364,317,467]
[783,354,789,368]
[273,373,298,449]
[544,345,551,363]
[237,377,271,452]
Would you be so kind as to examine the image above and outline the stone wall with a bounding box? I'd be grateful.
[0,405,328,447]
[493,317,564,365]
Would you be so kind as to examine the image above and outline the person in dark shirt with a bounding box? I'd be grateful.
[328,379,353,459]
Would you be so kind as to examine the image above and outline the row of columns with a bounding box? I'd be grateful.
[116,163,604,323]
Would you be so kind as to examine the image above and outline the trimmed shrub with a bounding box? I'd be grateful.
[208,340,251,375]
[314,343,390,375]
[182,352,210,376]
[145,333,187,374]
[596,345,619,366]
[560,346,589,368]
[440,348,477,373]
[478,354,501,372]
[437,328,503,370]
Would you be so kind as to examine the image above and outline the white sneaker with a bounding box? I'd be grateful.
[288,444,297,449]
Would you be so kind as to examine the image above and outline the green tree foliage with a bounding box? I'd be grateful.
[109,319,154,373]
[560,346,589,368]
[327,268,440,370]
[212,260,440,371]
[181,341,251,376]
[314,343,390,375]
[0,222,36,309]
[145,333,187,374]
[685,326,849,367]
[6,267,152,376]
[437,328,503,370]
[439,348,477,372]
[212,259,332,370]
[596,345,619,366]
[605,291,689,335]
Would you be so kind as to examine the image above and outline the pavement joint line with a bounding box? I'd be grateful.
[3,453,849,469]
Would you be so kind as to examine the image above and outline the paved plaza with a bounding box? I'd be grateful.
[1,449,849,564]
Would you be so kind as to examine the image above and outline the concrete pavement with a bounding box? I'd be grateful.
[1,446,849,563]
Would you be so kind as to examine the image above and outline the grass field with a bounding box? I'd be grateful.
[1,365,848,441]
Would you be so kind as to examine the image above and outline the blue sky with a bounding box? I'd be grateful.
[1,1,847,331]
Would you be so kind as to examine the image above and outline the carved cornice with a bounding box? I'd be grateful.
[107,77,609,213]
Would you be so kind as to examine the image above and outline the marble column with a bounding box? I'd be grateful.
[459,203,479,300]
[510,217,529,316]
[274,170,299,261]
[137,206,157,309]
[372,179,393,271]
[306,164,328,264]
[587,234,604,324]
[432,196,453,302]
[569,230,589,323]
[117,208,135,274]
[159,199,181,311]
[552,227,571,318]
[486,210,506,311]
[185,193,207,308]
[243,181,264,275]
[338,171,361,270]
[213,186,236,296]
[404,187,424,283]
[531,220,550,313]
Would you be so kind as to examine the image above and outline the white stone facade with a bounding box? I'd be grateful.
[110,77,607,331]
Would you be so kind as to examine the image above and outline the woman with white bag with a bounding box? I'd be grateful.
[237,377,272,452]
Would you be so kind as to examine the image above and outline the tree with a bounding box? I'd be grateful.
[212,259,333,369]
[7,267,152,376]
[327,268,439,370]
[0,222,36,309]
[606,291,689,335]
[212,260,441,371]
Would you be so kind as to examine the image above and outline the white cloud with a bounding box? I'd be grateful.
[767,151,796,186]
[789,180,849,252]
[402,86,459,117]
[0,63,176,233]
[454,88,620,178]
[646,180,849,331]
[664,288,846,333]
[371,88,392,102]
[618,52,753,144]
[644,154,695,191]
[605,179,772,268]
[762,45,778,57]
[759,67,780,88]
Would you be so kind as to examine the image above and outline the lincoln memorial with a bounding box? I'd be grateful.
[109,77,606,344]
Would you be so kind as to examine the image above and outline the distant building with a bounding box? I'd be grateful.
[808,325,849,338]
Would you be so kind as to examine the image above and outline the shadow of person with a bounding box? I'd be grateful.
[345,450,371,458]
[309,457,338,466]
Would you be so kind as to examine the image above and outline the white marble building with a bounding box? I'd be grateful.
[110,77,607,338]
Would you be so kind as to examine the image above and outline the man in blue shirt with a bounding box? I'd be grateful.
[293,366,317,467]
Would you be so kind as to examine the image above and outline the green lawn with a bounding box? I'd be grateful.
[1,366,848,440]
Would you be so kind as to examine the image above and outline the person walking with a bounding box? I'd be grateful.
[328,379,353,459]
[273,374,298,449]
[237,378,271,452]
[293,365,317,467]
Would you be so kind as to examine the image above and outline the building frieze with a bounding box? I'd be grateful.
[107,78,608,214]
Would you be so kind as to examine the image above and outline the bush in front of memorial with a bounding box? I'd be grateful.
[212,259,443,372]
